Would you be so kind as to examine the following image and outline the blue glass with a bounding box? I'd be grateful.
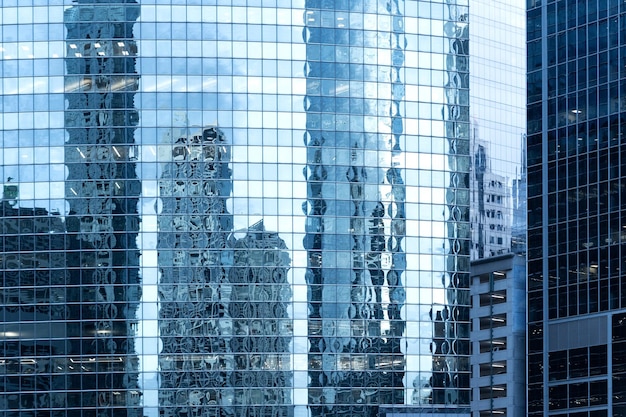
[1,1,525,417]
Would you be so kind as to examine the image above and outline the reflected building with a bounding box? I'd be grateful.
[527,0,626,416]
[230,221,292,417]
[157,127,293,416]
[302,1,408,414]
[470,134,512,260]
[303,1,470,416]
[426,5,472,409]
[0,184,69,415]
[157,127,235,415]
[63,1,143,415]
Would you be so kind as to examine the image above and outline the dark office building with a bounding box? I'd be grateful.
[527,1,626,416]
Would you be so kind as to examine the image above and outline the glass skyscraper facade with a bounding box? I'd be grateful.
[1,1,524,417]
[527,0,626,416]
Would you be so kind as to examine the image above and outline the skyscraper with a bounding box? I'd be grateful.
[2,1,524,416]
[527,0,626,416]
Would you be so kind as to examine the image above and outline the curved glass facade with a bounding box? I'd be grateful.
[1,1,524,416]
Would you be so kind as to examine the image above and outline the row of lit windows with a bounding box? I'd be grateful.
[478,410,507,417]
[479,384,507,400]
[478,337,507,353]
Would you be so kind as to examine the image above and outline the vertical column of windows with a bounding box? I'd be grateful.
[63,2,142,416]
[303,2,407,415]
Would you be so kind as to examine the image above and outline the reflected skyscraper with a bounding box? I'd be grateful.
[302,1,408,414]
[64,1,142,415]
[303,1,472,415]
[230,221,292,417]
[0,185,69,415]
[157,127,292,416]
[157,127,235,415]
[470,134,512,259]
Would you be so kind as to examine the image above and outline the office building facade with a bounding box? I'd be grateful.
[469,254,526,417]
[2,1,523,416]
[527,0,626,416]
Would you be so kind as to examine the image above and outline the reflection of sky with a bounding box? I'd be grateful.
[0,145,66,212]
[468,0,527,261]
[1,5,67,212]
[470,0,526,182]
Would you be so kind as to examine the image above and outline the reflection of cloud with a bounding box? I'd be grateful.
[140,75,217,93]
[3,78,57,95]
